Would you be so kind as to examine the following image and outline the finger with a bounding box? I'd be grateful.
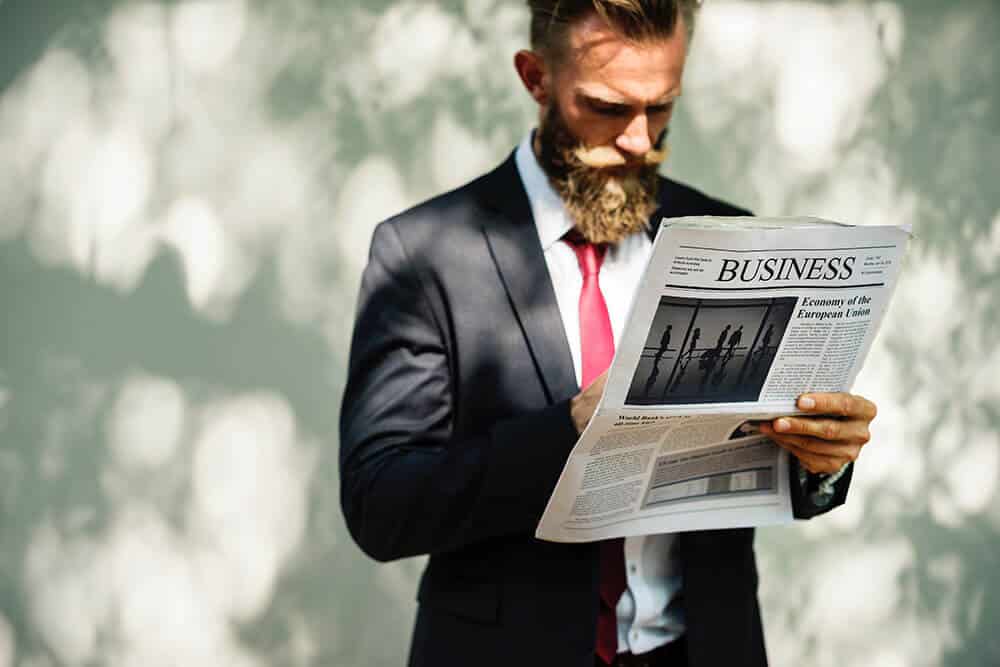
[761,424,861,456]
[763,429,863,460]
[775,441,830,474]
[767,417,871,445]
[797,392,877,421]
[774,441,853,475]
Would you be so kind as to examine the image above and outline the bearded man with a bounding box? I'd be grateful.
[340,2,877,666]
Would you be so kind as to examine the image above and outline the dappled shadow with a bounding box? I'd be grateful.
[0,0,997,666]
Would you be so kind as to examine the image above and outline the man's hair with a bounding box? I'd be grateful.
[527,0,700,60]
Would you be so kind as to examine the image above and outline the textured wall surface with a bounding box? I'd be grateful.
[0,1,997,666]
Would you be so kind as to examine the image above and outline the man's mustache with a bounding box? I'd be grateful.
[572,144,669,168]
[571,129,670,169]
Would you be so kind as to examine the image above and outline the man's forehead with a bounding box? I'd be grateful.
[556,13,687,104]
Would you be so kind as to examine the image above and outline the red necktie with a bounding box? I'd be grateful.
[565,234,626,665]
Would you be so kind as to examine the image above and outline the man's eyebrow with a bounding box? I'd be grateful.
[575,88,629,105]
[574,87,681,107]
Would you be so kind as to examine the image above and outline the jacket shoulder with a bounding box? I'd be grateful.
[377,166,502,240]
[658,176,752,218]
[366,156,522,272]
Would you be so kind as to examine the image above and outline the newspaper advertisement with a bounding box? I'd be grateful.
[536,216,911,542]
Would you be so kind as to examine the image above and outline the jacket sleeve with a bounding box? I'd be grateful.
[789,457,854,519]
[339,220,578,562]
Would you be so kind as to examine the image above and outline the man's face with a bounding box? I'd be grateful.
[545,13,686,166]
[522,13,688,244]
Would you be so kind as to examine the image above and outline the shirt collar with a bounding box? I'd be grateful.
[514,132,574,251]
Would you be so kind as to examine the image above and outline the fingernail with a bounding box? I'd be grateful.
[775,418,790,432]
[799,396,815,409]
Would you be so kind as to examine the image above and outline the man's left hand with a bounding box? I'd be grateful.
[758,392,877,475]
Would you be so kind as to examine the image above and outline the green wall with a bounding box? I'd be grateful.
[0,1,997,665]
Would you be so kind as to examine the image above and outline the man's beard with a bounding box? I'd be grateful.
[536,103,666,245]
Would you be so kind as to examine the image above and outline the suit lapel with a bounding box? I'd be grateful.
[474,161,679,403]
[477,155,579,403]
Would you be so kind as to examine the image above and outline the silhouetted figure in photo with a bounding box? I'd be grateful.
[686,327,701,361]
[696,324,730,393]
[642,324,672,398]
[713,325,743,390]
[715,324,731,356]
[726,325,743,361]
[655,324,672,363]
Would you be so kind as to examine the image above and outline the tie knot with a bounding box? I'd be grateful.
[563,232,606,277]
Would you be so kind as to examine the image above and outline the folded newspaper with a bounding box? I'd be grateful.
[535,216,911,542]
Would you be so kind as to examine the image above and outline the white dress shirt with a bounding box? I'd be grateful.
[515,135,686,655]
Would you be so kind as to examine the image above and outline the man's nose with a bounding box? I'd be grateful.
[616,114,652,156]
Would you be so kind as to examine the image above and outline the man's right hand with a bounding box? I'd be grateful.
[570,369,608,434]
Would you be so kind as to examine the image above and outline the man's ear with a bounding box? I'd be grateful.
[514,50,550,106]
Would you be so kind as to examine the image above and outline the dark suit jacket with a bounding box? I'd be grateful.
[339,154,852,667]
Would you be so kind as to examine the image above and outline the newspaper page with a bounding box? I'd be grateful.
[535,216,910,542]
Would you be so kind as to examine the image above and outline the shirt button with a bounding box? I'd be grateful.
[629,563,637,574]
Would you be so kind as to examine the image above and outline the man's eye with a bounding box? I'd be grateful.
[647,102,674,116]
[589,102,629,117]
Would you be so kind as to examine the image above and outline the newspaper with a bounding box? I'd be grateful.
[535,216,911,542]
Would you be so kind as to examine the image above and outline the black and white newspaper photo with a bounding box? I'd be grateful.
[625,296,796,405]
